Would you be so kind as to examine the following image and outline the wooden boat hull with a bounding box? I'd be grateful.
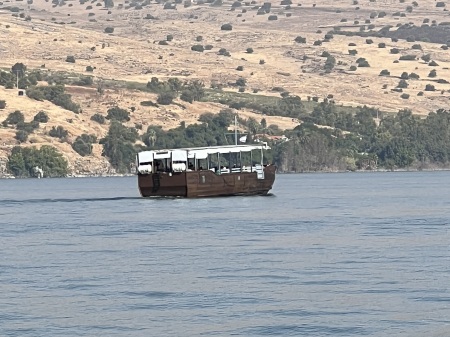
[138,165,276,198]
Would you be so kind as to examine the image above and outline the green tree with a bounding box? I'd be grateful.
[100,121,138,173]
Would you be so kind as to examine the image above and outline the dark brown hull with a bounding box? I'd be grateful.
[138,165,276,198]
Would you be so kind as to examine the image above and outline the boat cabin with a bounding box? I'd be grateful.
[136,144,270,178]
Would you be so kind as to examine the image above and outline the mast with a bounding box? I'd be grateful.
[234,114,237,145]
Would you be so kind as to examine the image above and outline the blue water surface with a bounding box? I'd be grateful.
[0,172,449,336]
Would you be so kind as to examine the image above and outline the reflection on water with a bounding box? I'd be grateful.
[0,173,449,337]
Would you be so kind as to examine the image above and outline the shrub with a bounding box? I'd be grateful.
[104,26,114,33]
[86,65,94,72]
[390,48,400,54]
[167,34,173,41]
[400,72,409,79]
[428,69,437,78]
[411,44,422,50]
[33,111,49,123]
[0,100,6,109]
[421,54,431,63]
[236,77,246,86]
[191,44,204,52]
[397,79,408,88]
[236,65,244,71]
[313,40,322,46]
[294,36,306,43]
[366,39,373,44]
[48,126,68,139]
[72,133,97,156]
[409,73,420,79]
[221,23,232,30]
[379,69,390,76]
[65,55,76,63]
[90,113,105,124]
[348,49,358,55]
[349,65,357,71]
[429,60,439,66]
[400,93,410,99]
[106,106,130,122]
[15,130,29,143]
[3,111,25,125]
[259,59,265,64]
[357,60,370,67]
[378,43,386,48]
[268,15,277,20]
[399,55,416,61]
[156,92,176,105]
[425,84,435,91]
[246,47,254,53]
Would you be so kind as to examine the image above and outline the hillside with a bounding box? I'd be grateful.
[1,0,450,175]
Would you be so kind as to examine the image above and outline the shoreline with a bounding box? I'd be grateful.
[3,168,450,179]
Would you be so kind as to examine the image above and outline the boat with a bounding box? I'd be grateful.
[136,144,276,198]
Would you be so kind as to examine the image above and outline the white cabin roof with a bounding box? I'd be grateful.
[137,144,270,161]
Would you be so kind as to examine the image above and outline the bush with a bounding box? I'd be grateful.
[246,47,254,53]
[425,84,435,91]
[191,44,204,52]
[86,65,94,72]
[366,39,373,44]
[390,48,400,54]
[429,60,439,66]
[379,69,390,76]
[104,26,114,33]
[221,23,232,31]
[400,93,410,99]
[90,113,105,124]
[294,36,306,43]
[15,130,29,143]
[428,69,437,78]
[399,55,416,61]
[33,111,49,123]
[411,44,422,50]
[106,106,130,122]
[378,43,386,48]
[72,133,96,156]
[236,65,244,71]
[400,72,409,79]
[3,111,25,125]
[421,54,431,63]
[157,92,176,105]
[348,49,358,55]
[65,55,76,63]
[397,79,408,88]
[0,100,6,109]
[49,126,68,139]
[349,65,357,71]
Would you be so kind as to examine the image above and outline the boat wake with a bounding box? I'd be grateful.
[0,196,141,204]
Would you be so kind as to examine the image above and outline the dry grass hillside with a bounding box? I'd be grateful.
[1,0,450,174]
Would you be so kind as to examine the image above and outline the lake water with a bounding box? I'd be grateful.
[0,172,449,337]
